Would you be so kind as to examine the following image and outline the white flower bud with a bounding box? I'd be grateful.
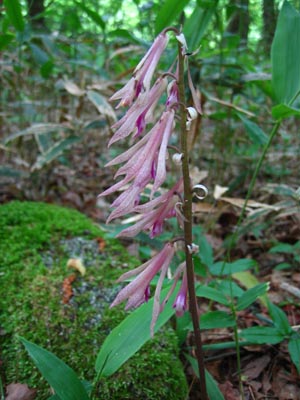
[186,107,198,120]
[172,153,183,165]
[176,33,188,50]
[187,243,199,254]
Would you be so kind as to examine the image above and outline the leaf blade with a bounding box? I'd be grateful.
[271,1,300,104]
[20,337,89,400]
[95,284,179,377]
[155,0,191,35]
[3,0,24,32]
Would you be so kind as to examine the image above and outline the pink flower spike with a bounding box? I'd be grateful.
[166,79,179,109]
[117,179,184,238]
[108,77,167,146]
[110,243,175,312]
[152,109,175,195]
[109,77,137,109]
[134,33,169,93]
[109,33,168,109]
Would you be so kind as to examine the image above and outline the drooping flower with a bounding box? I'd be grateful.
[110,32,169,108]
[99,110,175,222]
[108,77,168,146]
[117,179,183,238]
[173,269,188,317]
[110,242,175,334]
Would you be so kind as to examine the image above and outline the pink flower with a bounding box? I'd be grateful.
[117,179,183,238]
[173,269,188,317]
[110,33,168,108]
[108,77,167,146]
[110,242,175,334]
[99,110,175,222]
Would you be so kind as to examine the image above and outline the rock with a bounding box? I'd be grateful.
[0,201,187,400]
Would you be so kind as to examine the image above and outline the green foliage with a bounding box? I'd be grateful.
[95,284,179,377]
[184,0,218,49]
[20,338,90,400]
[155,0,191,34]
[271,0,300,105]
[1,201,187,399]
[185,354,225,400]
[3,0,24,32]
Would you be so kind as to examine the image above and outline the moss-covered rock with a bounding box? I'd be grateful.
[0,201,188,399]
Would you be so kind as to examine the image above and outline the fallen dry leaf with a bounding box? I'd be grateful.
[67,258,86,276]
[62,80,85,96]
[62,274,76,304]
[243,355,271,380]
[96,237,106,252]
[6,383,36,400]
[219,380,240,400]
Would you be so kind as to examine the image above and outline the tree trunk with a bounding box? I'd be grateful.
[27,0,45,29]
[262,0,277,54]
[227,0,250,46]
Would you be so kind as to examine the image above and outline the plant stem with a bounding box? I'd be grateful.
[225,119,281,399]
[177,43,208,400]
[232,120,281,245]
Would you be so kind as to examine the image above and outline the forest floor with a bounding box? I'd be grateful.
[1,114,300,400]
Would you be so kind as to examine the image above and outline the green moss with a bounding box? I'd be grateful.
[0,201,187,399]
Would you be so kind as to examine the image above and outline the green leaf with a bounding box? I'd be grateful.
[185,354,225,400]
[75,2,105,30]
[272,104,300,119]
[268,302,292,335]
[216,280,244,298]
[199,311,236,330]
[20,337,89,400]
[198,234,214,267]
[4,123,71,144]
[239,326,285,344]
[32,136,81,170]
[196,285,230,306]
[3,0,24,32]
[239,114,269,145]
[210,258,257,276]
[236,283,269,311]
[95,284,179,377]
[87,90,116,120]
[155,0,191,35]
[271,1,300,104]
[233,271,269,308]
[0,33,15,50]
[288,336,300,373]
[29,43,50,65]
[183,1,217,49]
[269,242,294,254]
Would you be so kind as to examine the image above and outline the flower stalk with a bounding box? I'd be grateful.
[100,27,209,399]
[177,42,208,400]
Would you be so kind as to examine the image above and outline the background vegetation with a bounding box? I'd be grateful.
[1,0,300,399]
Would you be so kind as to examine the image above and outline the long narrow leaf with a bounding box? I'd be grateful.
[271,1,300,104]
[185,354,225,400]
[288,336,300,373]
[236,282,269,311]
[75,2,105,30]
[95,284,179,377]
[155,0,191,35]
[268,302,292,335]
[4,124,72,144]
[4,0,24,32]
[239,326,284,344]
[20,337,89,400]
[184,1,217,49]
[32,136,81,170]
[196,285,230,306]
